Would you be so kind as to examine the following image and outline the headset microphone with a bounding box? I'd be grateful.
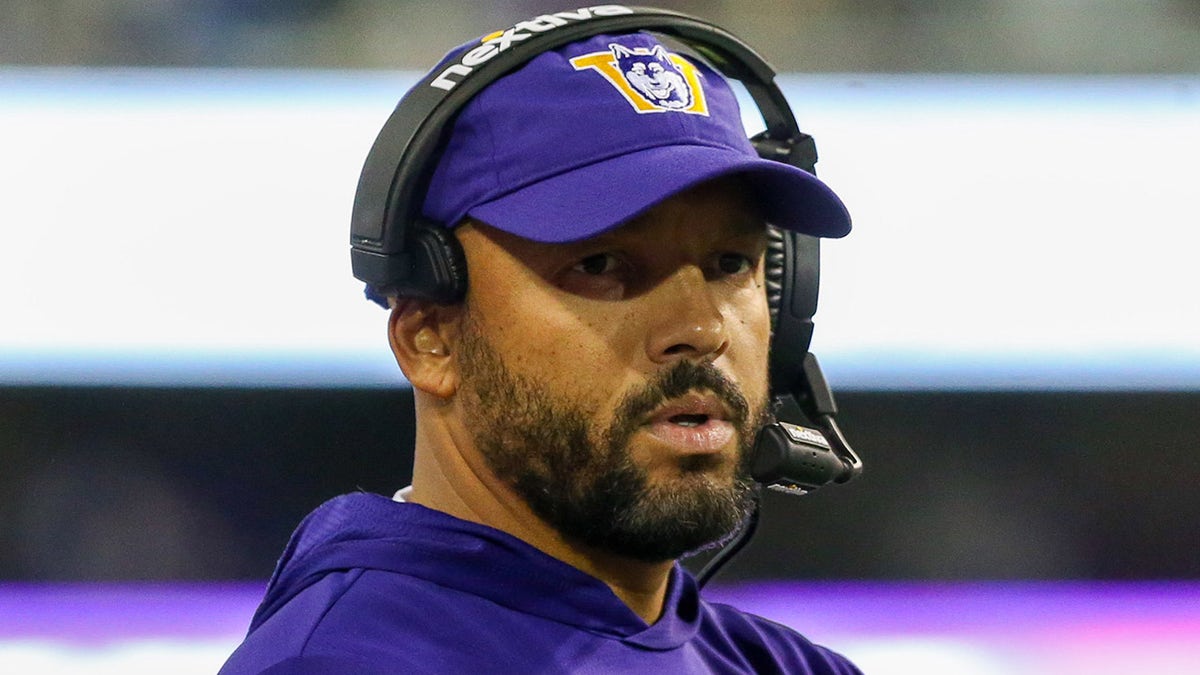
[751,353,862,494]
[751,420,858,493]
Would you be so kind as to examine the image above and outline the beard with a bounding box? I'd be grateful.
[456,317,771,562]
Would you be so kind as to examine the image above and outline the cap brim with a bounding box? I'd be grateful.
[466,144,851,243]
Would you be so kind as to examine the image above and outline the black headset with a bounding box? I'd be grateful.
[349,6,862,546]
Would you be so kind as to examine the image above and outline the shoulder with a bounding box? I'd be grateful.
[220,569,445,674]
[222,566,580,675]
[698,600,863,675]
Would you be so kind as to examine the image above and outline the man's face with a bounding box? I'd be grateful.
[453,178,774,562]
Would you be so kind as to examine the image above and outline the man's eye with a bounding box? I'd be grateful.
[573,253,621,276]
[716,253,752,275]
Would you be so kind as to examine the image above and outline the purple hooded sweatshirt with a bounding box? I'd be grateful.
[219,492,862,674]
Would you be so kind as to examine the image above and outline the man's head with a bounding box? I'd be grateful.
[382,30,850,562]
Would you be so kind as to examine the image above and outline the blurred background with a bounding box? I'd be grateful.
[1,1,1198,673]
[4,0,1200,72]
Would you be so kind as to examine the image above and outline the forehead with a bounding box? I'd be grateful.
[608,177,766,241]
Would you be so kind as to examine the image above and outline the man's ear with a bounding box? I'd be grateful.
[388,299,460,399]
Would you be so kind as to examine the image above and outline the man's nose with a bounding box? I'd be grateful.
[644,266,729,365]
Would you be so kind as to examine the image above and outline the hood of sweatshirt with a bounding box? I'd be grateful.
[247,492,703,650]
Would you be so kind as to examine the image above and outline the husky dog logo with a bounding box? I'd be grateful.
[613,44,691,109]
[570,42,709,115]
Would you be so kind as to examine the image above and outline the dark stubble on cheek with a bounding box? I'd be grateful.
[457,319,771,562]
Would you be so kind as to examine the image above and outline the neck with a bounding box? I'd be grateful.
[408,410,675,625]
[568,545,676,624]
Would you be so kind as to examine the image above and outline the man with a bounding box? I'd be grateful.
[221,23,860,675]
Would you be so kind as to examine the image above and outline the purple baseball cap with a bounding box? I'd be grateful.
[421,32,851,242]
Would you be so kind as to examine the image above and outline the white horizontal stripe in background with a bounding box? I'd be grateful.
[0,70,1196,388]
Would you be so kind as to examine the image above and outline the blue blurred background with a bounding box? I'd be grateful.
[1,2,1198,673]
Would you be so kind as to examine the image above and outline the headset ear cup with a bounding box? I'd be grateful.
[764,225,786,330]
[767,227,819,397]
[405,222,469,305]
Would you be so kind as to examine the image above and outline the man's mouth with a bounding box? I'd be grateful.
[669,413,710,428]
[649,392,729,423]
[644,394,735,454]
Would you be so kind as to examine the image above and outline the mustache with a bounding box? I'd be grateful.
[612,361,752,432]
